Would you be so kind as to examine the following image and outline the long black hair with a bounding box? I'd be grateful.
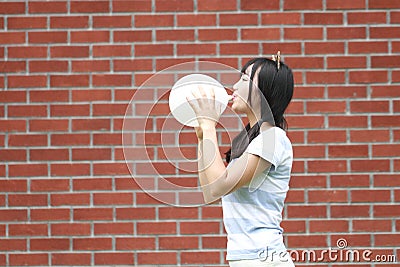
[225,57,294,163]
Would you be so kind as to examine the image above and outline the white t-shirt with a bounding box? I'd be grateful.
[221,127,293,261]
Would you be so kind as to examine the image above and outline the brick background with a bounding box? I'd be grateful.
[1,0,400,266]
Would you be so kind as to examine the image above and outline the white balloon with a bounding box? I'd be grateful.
[169,74,231,127]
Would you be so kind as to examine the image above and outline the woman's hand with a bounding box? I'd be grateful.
[186,85,220,131]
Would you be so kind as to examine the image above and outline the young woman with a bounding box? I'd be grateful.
[187,53,295,266]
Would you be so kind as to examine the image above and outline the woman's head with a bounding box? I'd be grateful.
[225,56,294,163]
[231,57,294,130]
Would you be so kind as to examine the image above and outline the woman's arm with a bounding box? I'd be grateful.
[200,125,271,203]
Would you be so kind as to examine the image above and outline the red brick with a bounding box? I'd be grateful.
[9,224,48,236]
[351,190,391,202]
[327,0,366,9]
[93,193,133,205]
[73,238,112,250]
[52,253,91,266]
[30,238,69,251]
[135,14,173,27]
[177,14,216,27]
[308,160,347,173]
[330,174,370,188]
[348,11,387,24]
[198,29,237,41]
[51,163,90,176]
[374,174,400,187]
[155,0,193,11]
[135,44,173,56]
[0,180,27,192]
[51,133,90,146]
[31,208,69,223]
[308,130,346,143]
[374,205,400,217]
[351,160,390,172]
[73,178,112,191]
[116,207,155,220]
[8,75,47,88]
[308,190,348,203]
[50,16,89,28]
[30,149,69,161]
[198,0,236,11]
[305,41,345,54]
[0,2,25,14]
[50,74,89,87]
[50,46,89,58]
[176,43,216,56]
[8,46,47,58]
[304,12,343,24]
[287,206,327,218]
[116,237,155,250]
[74,208,113,221]
[371,26,400,39]
[242,28,280,40]
[241,0,279,10]
[29,119,69,132]
[9,164,47,177]
[353,219,391,232]
[220,43,258,55]
[29,1,67,13]
[156,29,194,41]
[112,0,151,12]
[331,205,370,217]
[72,60,110,72]
[181,251,220,264]
[9,253,48,266]
[93,15,131,28]
[263,12,301,25]
[284,0,322,10]
[71,31,109,43]
[8,17,47,29]
[29,60,69,73]
[0,210,27,221]
[306,71,345,84]
[51,194,90,206]
[70,1,109,13]
[29,31,67,43]
[113,30,152,42]
[0,149,26,162]
[137,252,177,265]
[285,27,323,40]
[288,235,327,248]
[328,115,368,128]
[9,105,47,118]
[327,56,367,69]
[0,32,25,44]
[349,41,388,53]
[369,0,400,9]
[328,145,369,158]
[30,90,69,102]
[31,179,69,192]
[137,222,176,235]
[309,220,348,232]
[94,222,133,235]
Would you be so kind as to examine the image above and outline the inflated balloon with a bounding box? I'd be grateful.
[169,74,231,127]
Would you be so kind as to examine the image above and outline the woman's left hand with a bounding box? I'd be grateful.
[186,85,220,129]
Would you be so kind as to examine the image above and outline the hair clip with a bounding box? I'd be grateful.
[276,51,281,70]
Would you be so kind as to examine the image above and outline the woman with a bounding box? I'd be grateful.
[187,53,295,267]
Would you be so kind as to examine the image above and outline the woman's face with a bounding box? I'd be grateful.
[231,64,258,114]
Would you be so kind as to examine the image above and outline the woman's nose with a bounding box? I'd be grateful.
[232,81,239,91]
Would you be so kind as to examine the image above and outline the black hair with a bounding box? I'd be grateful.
[225,57,294,163]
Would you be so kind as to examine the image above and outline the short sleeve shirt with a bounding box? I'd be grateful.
[221,127,293,261]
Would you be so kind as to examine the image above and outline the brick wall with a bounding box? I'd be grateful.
[1,0,399,266]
